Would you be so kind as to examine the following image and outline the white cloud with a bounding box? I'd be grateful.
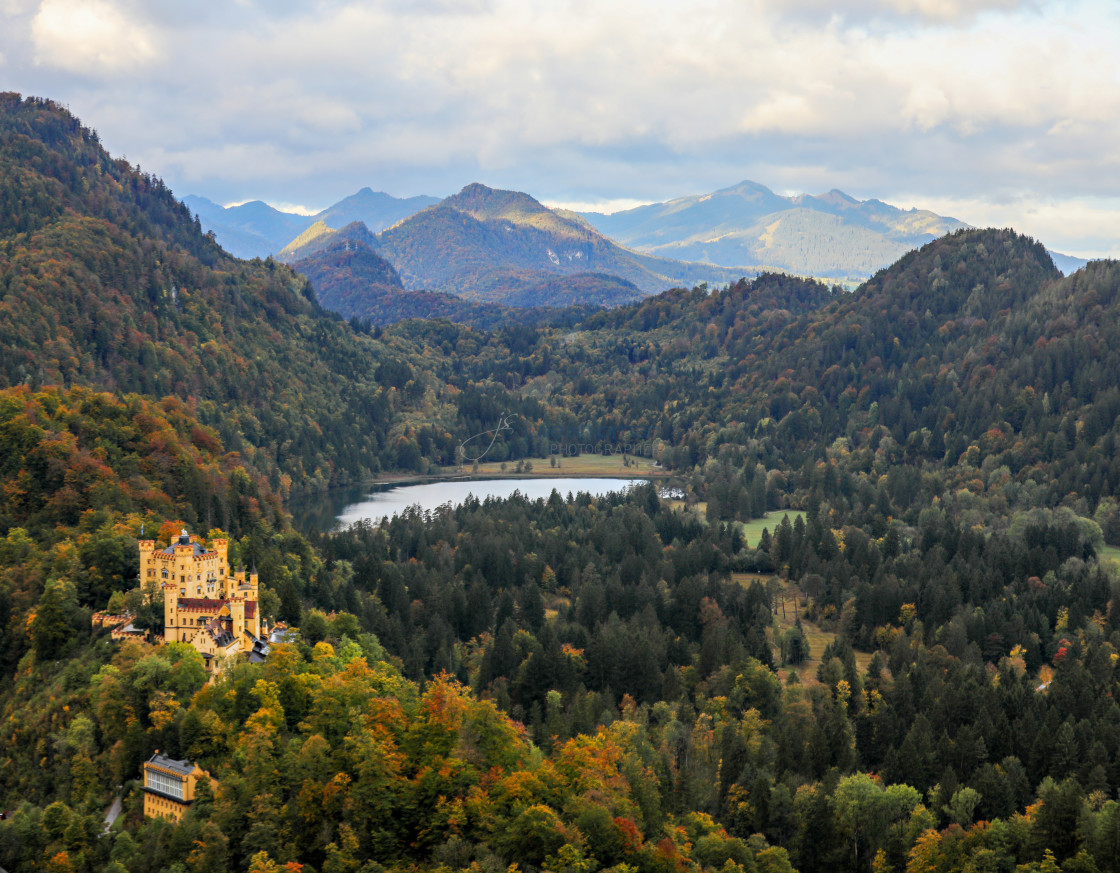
[543,198,655,215]
[771,0,1031,23]
[225,199,321,216]
[32,0,157,74]
[902,193,1120,259]
[7,0,1120,256]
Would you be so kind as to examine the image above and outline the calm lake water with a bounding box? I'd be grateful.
[291,477,643,532]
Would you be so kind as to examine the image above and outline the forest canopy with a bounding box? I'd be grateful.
[3,93,1120,873]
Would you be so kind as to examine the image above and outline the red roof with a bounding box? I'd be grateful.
[177,598,226,611]
[175,597,257,618]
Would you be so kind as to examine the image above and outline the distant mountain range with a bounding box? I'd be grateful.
[267,183,745,308]
[577,180,966,280]
[184,188,439,259]
[187,179,1089,317]
[369,183,744,304]
[577,180,1089,279]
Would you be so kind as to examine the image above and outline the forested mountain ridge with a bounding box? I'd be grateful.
[520,231,1080,474]
[374,183,746,305]
[0,94,214,258]
[0,93,474,493]
[278,218,382,262]
[291,238,595,329]
[8,92,1120,873]
[393,227,1120,528]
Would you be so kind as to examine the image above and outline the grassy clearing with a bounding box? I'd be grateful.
[737,510,807,548]
[1101,545,1120,568]
[770,584,874,686]
[667,500,712,527]
[664,507,808,534]
[461,453,663,478]
[731,572,873,687]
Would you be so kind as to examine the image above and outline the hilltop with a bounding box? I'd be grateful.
[291,238,594,328]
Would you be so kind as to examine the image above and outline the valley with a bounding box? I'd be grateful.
[3,93,1120,873]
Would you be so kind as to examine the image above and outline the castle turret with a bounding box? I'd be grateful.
[139,540,156,583]
[211,538,229,577]
[162,580,176,642]
[229,597,245,642]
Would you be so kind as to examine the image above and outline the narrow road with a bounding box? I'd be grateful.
[103,793,122,832]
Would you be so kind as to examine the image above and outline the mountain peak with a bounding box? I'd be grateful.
[815,189,860,206]
[279,219,378,262]
[717,179,780,200]
[327,187,393,206]
[444,183,549,221]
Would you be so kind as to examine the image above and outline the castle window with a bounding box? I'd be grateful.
[161,569,168,578]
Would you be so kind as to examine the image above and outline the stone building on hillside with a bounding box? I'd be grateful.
[142,752,216,821]
[138,529,269,671]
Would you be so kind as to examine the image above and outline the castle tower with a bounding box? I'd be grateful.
[211,538,229,578]
[163,580,176,641]
[229,597,245,642]
[139,540,156,584]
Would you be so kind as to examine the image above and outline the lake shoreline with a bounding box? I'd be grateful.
[331,477,648,529]
[288,464,674,533]
[363,465,671,489]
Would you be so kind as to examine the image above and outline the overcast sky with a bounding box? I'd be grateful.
[3,0,1119,257]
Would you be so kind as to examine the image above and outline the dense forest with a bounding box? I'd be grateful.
[4,93,1120,873]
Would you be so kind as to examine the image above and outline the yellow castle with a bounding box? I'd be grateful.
[138,529,269,670]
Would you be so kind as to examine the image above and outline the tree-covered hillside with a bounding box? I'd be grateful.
[7,93,1120,873]
[0,93,471,492]
[291,239,595,330]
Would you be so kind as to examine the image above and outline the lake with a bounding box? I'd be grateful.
[291,477,644,531]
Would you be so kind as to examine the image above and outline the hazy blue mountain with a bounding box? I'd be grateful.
[579,180,969,280]
[291,238,598,328]
[183,195,314,259]
[373,183,745,305]
[314,187,439,233]
[185,188,438,259]
[1048,250,1090,275]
